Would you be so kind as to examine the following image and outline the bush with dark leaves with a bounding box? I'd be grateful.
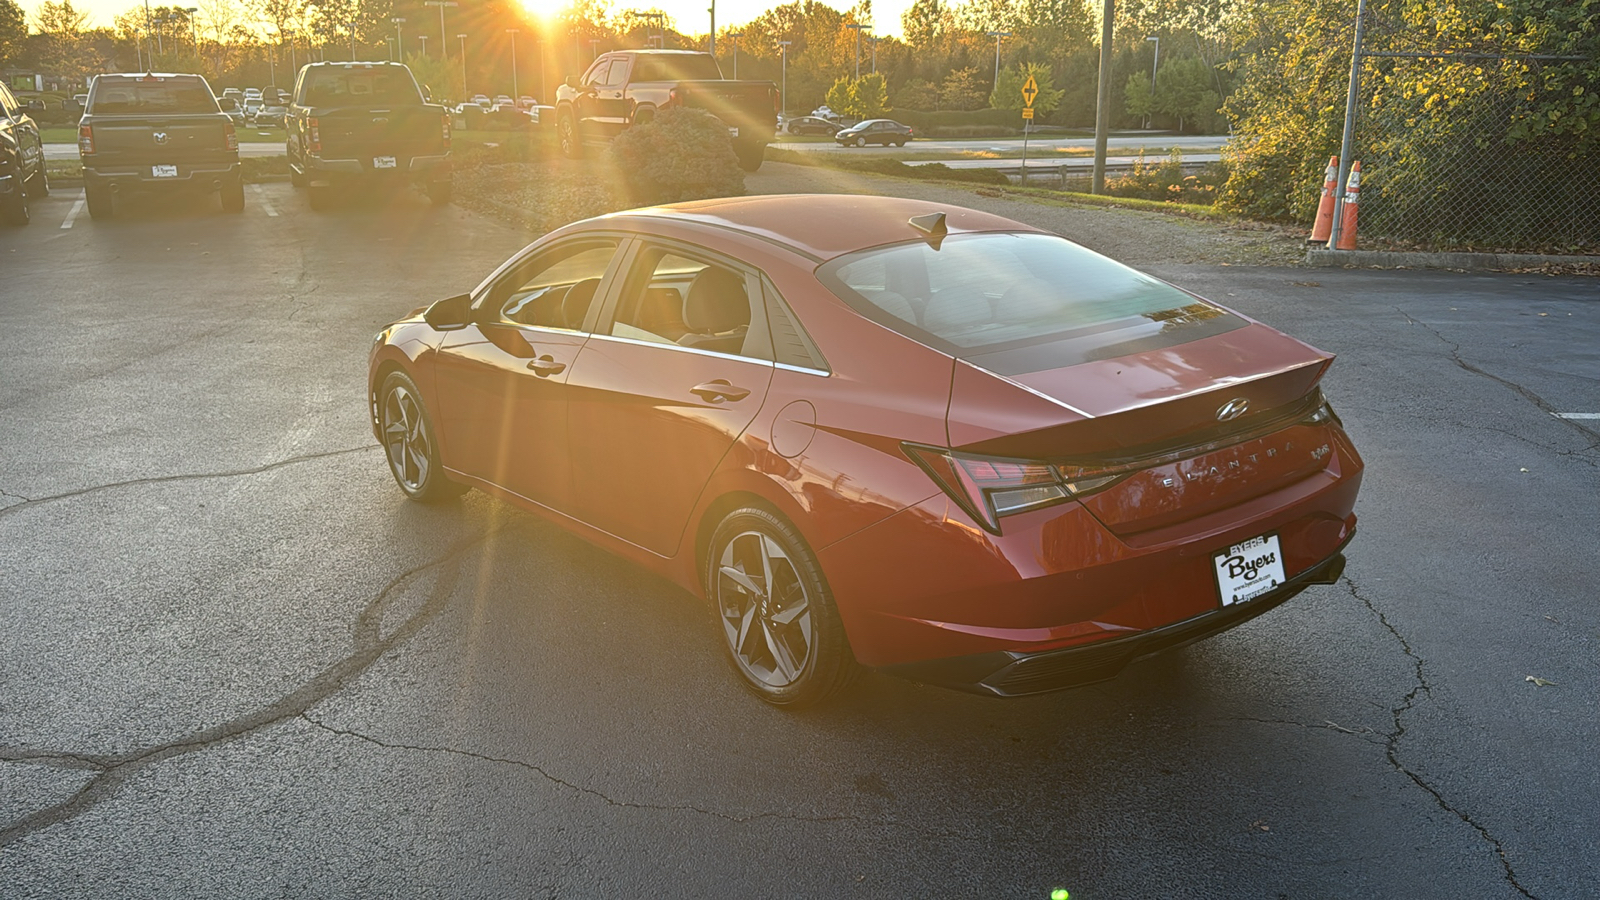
[606,108,744,205]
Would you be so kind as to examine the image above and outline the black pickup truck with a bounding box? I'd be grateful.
[286,61,452,210]
[554,50,778,171]
[77,73,242,220]
[0,80,48,226]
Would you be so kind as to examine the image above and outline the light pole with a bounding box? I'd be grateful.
[386,36,395,60]
[535,39,545,103]
[589,38,601,60]
[423,1,456,58]
[350,20,358,60]
[1144,35,1159,128]
[457,34,468,97]
[707,0,715,54]
[419,34,428,56]
[986,30,1010,92]
[391,17,405,58]
[728,31,742,78]
[846,23,869,80]
[287,29,296,74]
[869,35,878,74]
[506,29,519,99]
[778,40,790,115]
[185,7,197,56]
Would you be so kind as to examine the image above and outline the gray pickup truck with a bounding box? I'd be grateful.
[0,80,48,226]
[77,73,243,220]
[286,61,452,210]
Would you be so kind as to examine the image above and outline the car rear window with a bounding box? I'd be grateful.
[817,232,1245,371]
[301,67,422,106]
[90,79,218,115]
[631,55,724,82]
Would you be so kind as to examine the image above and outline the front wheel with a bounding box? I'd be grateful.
[706,507,857,707]
[220,178,245,213]
[378,371,466,503]
[558,112,584,159]
[853,136,866,148]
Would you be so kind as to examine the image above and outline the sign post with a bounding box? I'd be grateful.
[1020,74,1038,186]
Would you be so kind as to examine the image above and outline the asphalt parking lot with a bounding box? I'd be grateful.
[2,182,1596,899]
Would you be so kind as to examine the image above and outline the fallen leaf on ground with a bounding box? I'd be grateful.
[1526,676,1556,687]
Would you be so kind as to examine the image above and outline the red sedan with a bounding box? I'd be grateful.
[368,195,1362,706]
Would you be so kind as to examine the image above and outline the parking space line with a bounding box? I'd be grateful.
[60,192,85,229]
[250,184,278,217]
[1555,413,1599,420]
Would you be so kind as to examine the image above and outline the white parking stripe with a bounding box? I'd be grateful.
[60,192,85,229]
[1555,413,1600,420]
[249,183,278,217]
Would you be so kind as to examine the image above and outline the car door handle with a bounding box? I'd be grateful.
[526,356,566,376]
[690,381,751,403]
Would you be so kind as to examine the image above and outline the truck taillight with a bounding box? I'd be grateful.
[78,124,95,155]
[308,117,321,153]
[665,88,680,108]
[224,121,239,151]
[441,113,451,149]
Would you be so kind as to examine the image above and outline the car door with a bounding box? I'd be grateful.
[563,241,776,557]
[593,55,631,139]
[431,238,626,511]
[573,57,613,140]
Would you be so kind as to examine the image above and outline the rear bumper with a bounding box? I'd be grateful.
[881,543,1349,697]
[299,153,450,185]
[83,161,240,193]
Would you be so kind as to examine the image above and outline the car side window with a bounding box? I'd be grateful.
[497,242,619,331]
[581,59,611,87]
[599,57,629,87]
[609,246,765,359]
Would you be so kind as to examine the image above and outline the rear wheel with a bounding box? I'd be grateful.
[426,179,452,206]
[558,112,584,159]
[85,185,112,220]
[0,182,26,226]
[220,178,245,213]
[307,184,331,211]
[706,507,857,707]
[378,371,466,502]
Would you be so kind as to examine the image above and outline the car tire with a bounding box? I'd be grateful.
[894,139,906,147]
[426,179,452,206]
[307,184,331,211]
[85,185,112,220]
[220,178,246,213]
[705,507,858,708]
[26,164,49,197]
[558,112,584,159]
[378,370,467,503]
[733,141,765,172]
[853,136,866,148]
[0,182,26,227]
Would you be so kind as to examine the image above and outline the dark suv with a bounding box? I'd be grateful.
[0,80,48,226]
[78,73,243,219]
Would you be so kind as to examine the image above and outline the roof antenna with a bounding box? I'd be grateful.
[908,212,947,249]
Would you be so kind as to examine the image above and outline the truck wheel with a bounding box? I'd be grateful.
[427,179,452,206]
[85,185,112,220]
[1,182,27,227]
[308,184,331,211]
[558,112,584,159]
[221,178,246,213]
[734,141,766,173]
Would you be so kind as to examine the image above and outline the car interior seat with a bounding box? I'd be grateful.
[677,267,750,354]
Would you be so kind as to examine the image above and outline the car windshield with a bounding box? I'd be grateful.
[818,232,1244,367]
[302,67,422,106]
[90,80,218,115]
[631,55,724,82]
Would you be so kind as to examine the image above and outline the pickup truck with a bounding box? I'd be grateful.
[286,61,452,210]
[0,80,48,226]
[554,50,777,171]
[77,73,242,220]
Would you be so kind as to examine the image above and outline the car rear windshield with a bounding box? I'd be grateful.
[90,79,218,115]
[631,55,724,82]
[817,232,1245,371]
[301,67,422,106]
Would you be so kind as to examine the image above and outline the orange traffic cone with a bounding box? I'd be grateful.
[1308,156,1339,244]
[1335,161,1362,251]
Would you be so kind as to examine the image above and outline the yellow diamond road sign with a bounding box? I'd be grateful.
[1021,75,1039,108]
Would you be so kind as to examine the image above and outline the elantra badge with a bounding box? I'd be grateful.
[1216,398,1250,421]
[152,131,169,144]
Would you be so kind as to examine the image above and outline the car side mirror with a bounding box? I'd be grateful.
[565,75,580,90]
[423,293,475,330]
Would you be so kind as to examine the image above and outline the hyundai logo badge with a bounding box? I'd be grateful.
[1216,398,1250,422]
[152,131,169,144]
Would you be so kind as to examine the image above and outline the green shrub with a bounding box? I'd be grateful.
[606,108,744,205]
[1106,151,1225,204]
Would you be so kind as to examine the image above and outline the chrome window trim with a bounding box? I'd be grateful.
[774,362,831,377]
[585,331,778,367]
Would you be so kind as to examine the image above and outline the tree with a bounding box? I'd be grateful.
[1124,71,1153,125]
[0,0,25,65]
[991,61,1064,113]
[1153,56,1218,131]
[34,0,89,34]
[825,74,855,114]
[898,77,939,110]
[938,66,985,110]
[855,71,888,116]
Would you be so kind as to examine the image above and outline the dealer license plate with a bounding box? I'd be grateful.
[1213,533,1286,606]
[373,156,397,169]
[727,127,739,139]
[151,165,178,178]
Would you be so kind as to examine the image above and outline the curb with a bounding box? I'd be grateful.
[1305,248,1600,271]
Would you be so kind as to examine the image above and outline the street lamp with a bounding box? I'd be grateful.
[707,0,715,54]
[535,39,545,104]
[728,31,742,78]
[419,34,428,56]
[184,7,197,56]
[457,34,468,97]
[350,19,358,60]
[846,23,869,80]
[589,38,601,59]
[506,29,519,100]
[1145,35,1160,127]
[423,1,456,58]
[869,35,878,74]
[777,39,790,116]
[986,30,1010,92]
[391,17,406,58]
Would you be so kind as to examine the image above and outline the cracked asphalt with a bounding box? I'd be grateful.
[2,182,1597,899]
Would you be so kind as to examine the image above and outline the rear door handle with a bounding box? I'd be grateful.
[690,381,751,403]
[526,355,566,376]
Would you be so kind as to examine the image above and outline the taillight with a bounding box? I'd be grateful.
[441,113,451,149]
[224,121,239,151]
[78,124,95,155]
[903,443,1125,534]
[665,88,680,108]
[308,117,321,153]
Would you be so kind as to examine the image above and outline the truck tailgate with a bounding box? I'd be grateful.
[678,80,775,133]
[88,116,233,166]
[311,106,446,162]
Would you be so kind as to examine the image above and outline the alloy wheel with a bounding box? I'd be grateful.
[381,383,432,493]
[716,530,815,688]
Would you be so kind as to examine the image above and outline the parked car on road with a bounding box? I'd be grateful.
[253,104,287,128]
[77,72,243,219]
[368,194,1363,707]
[217,96,246,126]
[834,118,914,147]
[783,115,840,136]
[0,80,48,226]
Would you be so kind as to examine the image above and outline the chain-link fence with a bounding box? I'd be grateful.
[1345,25,1600,252]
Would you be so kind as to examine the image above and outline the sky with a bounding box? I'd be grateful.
[23,0,913,38]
